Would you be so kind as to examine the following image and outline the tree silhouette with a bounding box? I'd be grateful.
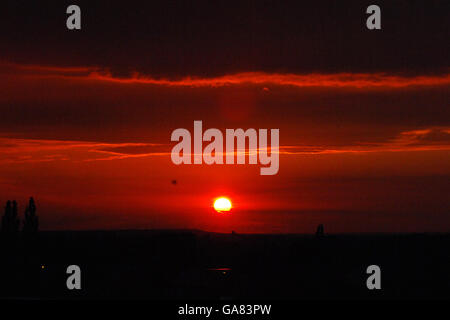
[23,197,38,234]
[0,200,20,236]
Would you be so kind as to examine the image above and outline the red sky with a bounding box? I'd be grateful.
[0,1,448,233]
[0,62,449,233]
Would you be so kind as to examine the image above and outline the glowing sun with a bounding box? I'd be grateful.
[213,197,232,213]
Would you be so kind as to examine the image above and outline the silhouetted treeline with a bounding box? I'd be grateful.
[0,200,20,236]
[0,197,39,238]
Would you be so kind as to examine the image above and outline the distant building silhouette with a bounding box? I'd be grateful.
[23,197,39,234]
[315,224,324,237]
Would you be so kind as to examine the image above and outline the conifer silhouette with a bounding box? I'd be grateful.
[0,200,20,236]
[23,197,38,234]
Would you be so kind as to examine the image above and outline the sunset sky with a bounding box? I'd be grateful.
[0,1,448,233]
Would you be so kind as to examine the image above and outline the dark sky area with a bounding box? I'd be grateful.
[1,0,448,76]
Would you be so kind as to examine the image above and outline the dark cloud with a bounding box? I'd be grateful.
[0,0,448,77]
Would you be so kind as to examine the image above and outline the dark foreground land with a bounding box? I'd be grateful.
[0,231,449,300]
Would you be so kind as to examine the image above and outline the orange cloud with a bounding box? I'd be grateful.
[282,127,450,155]
[0,127,449,164]
[3,62,450,89]
[0,138,166,163]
